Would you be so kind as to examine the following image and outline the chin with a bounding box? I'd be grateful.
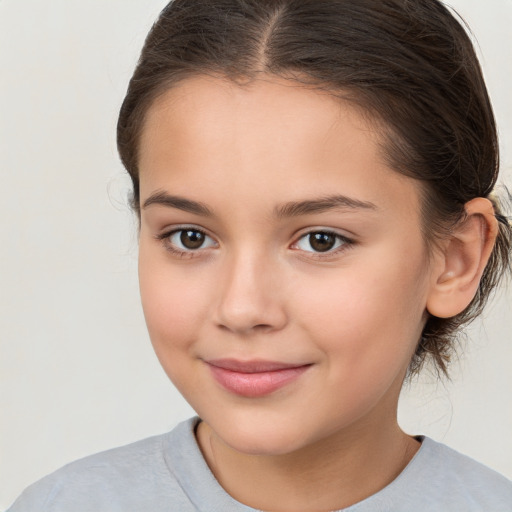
[202,409,318,457]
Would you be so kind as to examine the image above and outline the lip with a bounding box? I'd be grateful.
[205,359,312,398]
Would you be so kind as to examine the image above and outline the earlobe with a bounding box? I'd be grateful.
[426,198,498,319]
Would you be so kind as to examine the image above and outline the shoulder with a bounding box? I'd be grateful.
[383,437,512,511]
[421,438,512,489]
[6,419,199,512]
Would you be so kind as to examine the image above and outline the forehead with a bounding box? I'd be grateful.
[138,75,421,219]
[139,75,356,172]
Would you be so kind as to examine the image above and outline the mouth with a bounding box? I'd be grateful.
[205,359,312,398]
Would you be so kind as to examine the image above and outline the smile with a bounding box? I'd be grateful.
[205,359,312,398]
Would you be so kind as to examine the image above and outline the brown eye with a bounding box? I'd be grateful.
[163,228,217,253]
[309,233,337,252]
[295,231,349,254]
[180,230,205,249]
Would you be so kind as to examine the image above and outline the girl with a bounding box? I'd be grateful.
[6,0,512,510]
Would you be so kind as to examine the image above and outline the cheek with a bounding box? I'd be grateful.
[293,255,428,368]
[138,258,215,396]
[138,248,210,353]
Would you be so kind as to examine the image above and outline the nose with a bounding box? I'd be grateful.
[214,250,288,335]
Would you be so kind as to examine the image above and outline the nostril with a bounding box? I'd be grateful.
[254,323,273,331]
[216,322,274,335]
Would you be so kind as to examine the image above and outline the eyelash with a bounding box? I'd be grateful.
[291,230,354,259]
[155,227,217,259]
[155,227,354,259]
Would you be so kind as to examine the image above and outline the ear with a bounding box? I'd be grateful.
[426,198,498,319]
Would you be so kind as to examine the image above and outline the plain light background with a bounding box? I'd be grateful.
[0,0,511,508]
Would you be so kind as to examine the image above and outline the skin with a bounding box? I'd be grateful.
[136,75,497,511]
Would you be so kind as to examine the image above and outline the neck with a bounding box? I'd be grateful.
[196,415,420,512]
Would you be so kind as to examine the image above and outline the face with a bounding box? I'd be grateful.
[138,75,435,456]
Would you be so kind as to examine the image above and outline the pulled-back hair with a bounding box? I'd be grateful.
[117,0,511,376]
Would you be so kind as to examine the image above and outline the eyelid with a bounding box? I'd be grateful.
[155,225,218,257]
[290,228,355,257]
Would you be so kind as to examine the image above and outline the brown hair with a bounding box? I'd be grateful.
[117,0,511,376]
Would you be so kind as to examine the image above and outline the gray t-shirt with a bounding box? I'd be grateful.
[7,417,512,511]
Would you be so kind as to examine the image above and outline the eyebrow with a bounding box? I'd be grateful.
[274,195,378,218]
[142,191,213,216]
[142,191,377,218]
